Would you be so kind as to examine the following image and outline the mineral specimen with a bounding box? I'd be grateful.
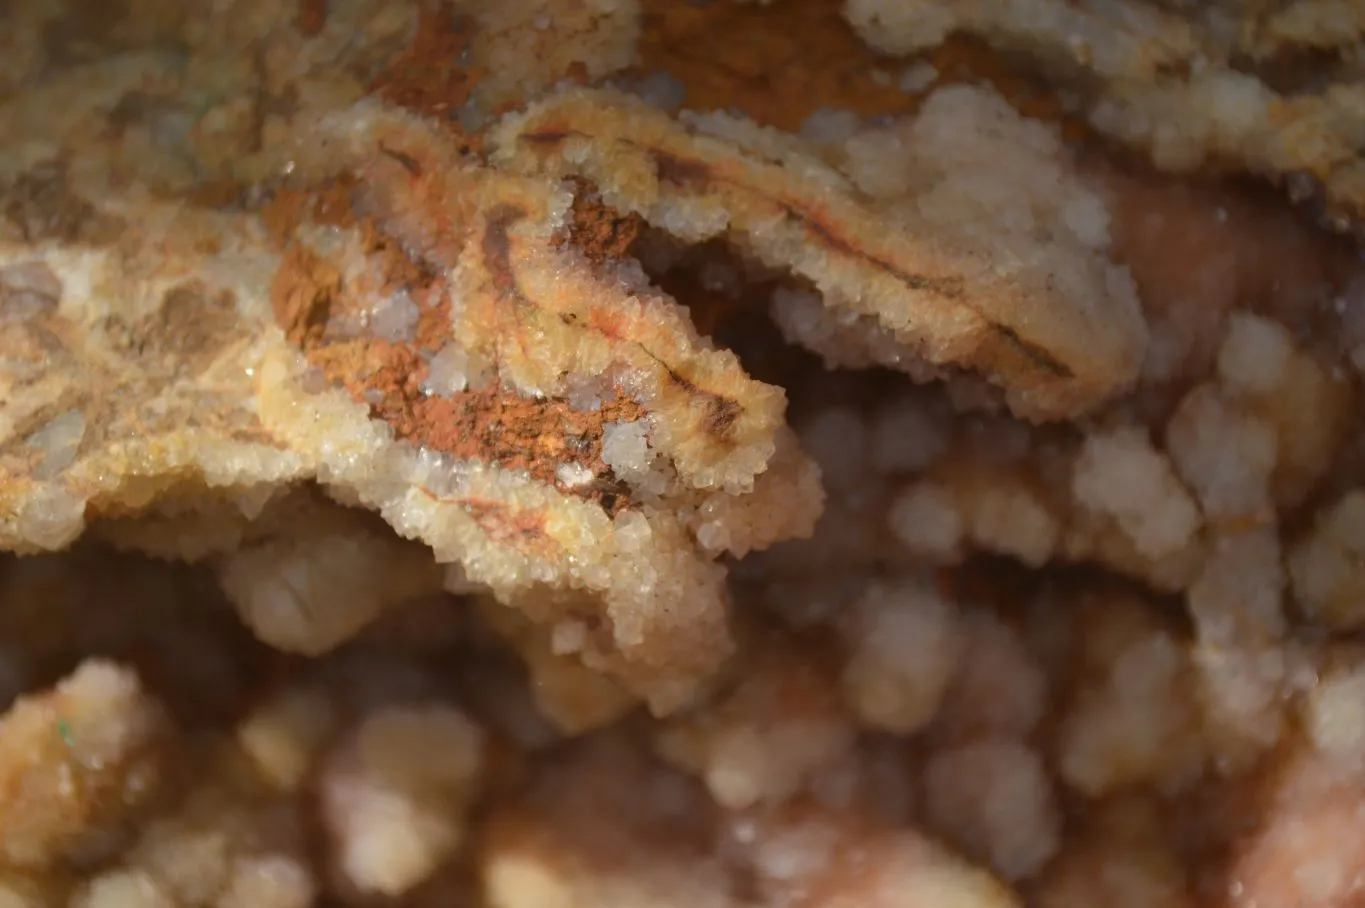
[1,0,1364,907]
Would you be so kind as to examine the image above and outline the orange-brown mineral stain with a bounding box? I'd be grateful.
[271,245,339,347]
[260,180,357,252]
[637,0,916,131]
[371,2,487,133]
[408,382,643,503]
[266,188,643,514]
[553,183,647,266]
[637,0,1083,138]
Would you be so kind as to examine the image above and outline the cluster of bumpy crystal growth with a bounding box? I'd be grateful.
[492,87,1150,421]
[2,0,1364,906]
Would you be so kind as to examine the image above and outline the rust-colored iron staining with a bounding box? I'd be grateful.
[330,111,786,488]
[267,205,642,513]
[552,182,647,267]
[635,0,1085,139]
[271,244,339,348]
[266,103,795,561]
[405,381,643,499]
[370,2,486,127]
[259,180,358,252]
[635,0,919,132]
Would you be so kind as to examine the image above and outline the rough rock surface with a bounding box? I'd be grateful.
[2,1,1364,907]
